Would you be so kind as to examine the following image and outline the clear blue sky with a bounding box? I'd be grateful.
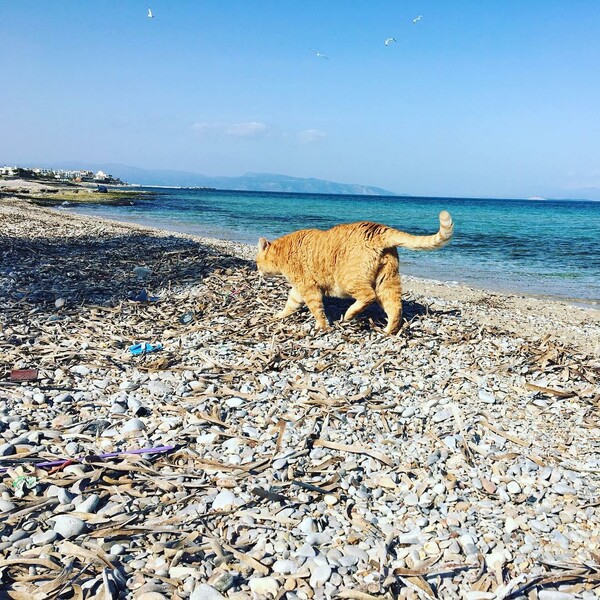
[2,0,600,198]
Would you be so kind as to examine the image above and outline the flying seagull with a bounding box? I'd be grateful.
[413,15,423,23]
[385,37,397,46]
[147,8,154,18]
[310,48,329,60]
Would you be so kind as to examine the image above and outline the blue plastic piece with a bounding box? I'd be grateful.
[129,342,163,356]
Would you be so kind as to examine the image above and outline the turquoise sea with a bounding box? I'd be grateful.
[65,189,600,305]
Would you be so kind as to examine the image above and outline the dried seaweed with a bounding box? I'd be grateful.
[0,200,599,598]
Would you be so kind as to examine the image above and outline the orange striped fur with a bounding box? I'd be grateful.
[256,210,453,334]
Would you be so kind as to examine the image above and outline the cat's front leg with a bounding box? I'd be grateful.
[275,287,305,319]
[299,285,330,331]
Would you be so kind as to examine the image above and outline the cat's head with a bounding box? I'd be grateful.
[256,237,280,276]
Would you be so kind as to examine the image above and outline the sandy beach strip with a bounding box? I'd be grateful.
[1,197,599,599]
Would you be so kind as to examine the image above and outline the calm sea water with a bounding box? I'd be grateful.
[65,189,600,304]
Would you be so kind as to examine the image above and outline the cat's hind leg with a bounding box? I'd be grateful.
[342,284,377,323]
[275,287,305,319]
[375,273,403,334]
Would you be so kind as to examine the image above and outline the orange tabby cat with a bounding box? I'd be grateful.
[256,210,453,334]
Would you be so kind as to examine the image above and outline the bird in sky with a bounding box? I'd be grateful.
[147,8,154,18]
[310,49,329,60]
[385,37,397,46]
[413,15,423,23]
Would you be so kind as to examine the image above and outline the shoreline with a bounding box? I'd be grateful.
[1,197,599,598]
[9,178,598,306]
[64,202,600,312]
[4,197,600,355]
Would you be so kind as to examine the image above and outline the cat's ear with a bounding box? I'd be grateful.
[258,237,270,251]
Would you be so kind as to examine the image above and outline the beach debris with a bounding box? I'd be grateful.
[179,310,194,324]
[11,475,38,498]
[128,341,163,355]
[0,200,598,598]
[0,444,176,473]
[54,297,66,308]
[9,368,38,381]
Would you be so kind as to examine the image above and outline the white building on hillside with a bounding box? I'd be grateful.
[0,166,18,177]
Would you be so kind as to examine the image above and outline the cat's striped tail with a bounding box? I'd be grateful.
[382,210,454,250]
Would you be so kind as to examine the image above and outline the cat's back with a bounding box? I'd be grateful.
[324,221,389,246]
[278,221,388,257]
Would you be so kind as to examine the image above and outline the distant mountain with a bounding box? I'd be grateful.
[47,162,396,196]
[533,185,600,202]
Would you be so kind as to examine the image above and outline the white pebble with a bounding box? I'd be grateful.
[249,577,279,597]
[478,389,496,404]
[272,559,296,574]
[190,584,226,600]
[505,517,520,533]
[553,483,576,495]
[538,592,576,600]
[507,481,521,494]
[225,397,244,408]
[212,490,238,511]
[309,564,332,588]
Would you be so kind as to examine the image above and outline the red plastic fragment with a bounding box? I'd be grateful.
[9,369,39,382]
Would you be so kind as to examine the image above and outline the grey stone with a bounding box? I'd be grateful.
[121,418,145,434]
[110,543,126,555]
[70,365,91,376]
[0,443,15,456]
[32,530,58,546]
[8,529,28,543]
[299,516,316,534]
[52,515,86,539]
[0,499,16,512]
[538,591,575,600]
[77,493,100,514]
[147,381,172,397]
[478,389,496,404]
[53,393,73,403]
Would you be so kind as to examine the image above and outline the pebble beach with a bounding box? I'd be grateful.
[1,198,599,599]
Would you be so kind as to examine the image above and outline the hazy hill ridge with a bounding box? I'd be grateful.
[48,163,396,196]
